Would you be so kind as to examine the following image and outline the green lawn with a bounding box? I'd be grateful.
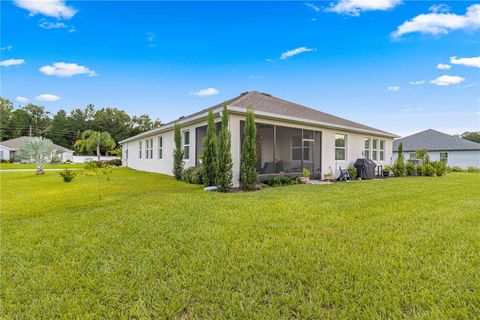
[0,163,86,169]
[1,169,479,319]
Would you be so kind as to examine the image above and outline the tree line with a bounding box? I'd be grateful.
[0,97,161,153]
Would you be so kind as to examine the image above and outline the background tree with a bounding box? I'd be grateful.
[17,137,54,174]
[415,147,429,163]
[173,123,184,179]
[393,142,405,176]
[75,130,116,163]
[216,106,233,192]
[0,98,13,141]
[240,108,258,190]
[202,111,217,187]
[46,110,70,147]
[461,131,480,144]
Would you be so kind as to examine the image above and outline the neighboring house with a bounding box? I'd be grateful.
[120,91,397,185]
[0,136,74,163]
[393,129,480,169]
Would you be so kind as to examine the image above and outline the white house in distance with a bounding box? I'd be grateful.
[393,129,480,169]
[0,136,74,162]
[119,91,397,185]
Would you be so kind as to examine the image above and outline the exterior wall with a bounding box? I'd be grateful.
[0,145,11,161]
[229,114,394,183]
[394,150,480,169]
[59,151,74,162]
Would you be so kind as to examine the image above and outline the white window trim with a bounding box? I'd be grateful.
[183,130,190,160]
[364,137,371,160]
[158,136,163,159]
[335,134,347,161]
[380,139,385,161]
[138,141,142,159]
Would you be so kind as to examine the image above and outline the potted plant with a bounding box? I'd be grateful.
[383,165,392,178]
[299,167,310,184]
[323,172,333,182]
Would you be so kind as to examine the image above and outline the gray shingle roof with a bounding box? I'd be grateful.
[0,136,74,152]
[161,91,395,136]
[393,129,480,152]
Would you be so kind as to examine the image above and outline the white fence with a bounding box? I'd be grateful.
[72,155,120,163]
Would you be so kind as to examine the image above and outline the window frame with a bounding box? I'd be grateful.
[183,130,190,160]
[440,152,448,163]
[364,138,371,159]
[372,139,378,161]
[291,135,303,161]
[380,140,385,161]
[158,136,163,159]
[138,141,142,159]
[335,134,346,161]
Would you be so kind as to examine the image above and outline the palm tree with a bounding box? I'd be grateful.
[75,130,116,163]
[17,137,55,174]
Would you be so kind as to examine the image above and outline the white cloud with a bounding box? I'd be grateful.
[388,86,400,92]
[464,82,478,88]
[14,0,76,19]
[436,63,451,70]
[39,62,97,77]
[450,56,480,68]
[0,59,25,67]
[409,80,425,85]
[15,96,29,103]
[429,4,451,14]
[430,75,465,86]
[280,47,315,60]
[392,4,480,38]
[147,32,156,47]
[326,0,402,16]
[305,2,321,13]
[1,44,13,51]
[191,88,219,97]
[36,94,61,102]
[39,20,74,31]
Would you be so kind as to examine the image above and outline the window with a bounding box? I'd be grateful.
[409,153,416,160]
[372,139,378,161]
[158,136,163,159]
[291,135,302,160]
[145,138,153,159]
[183,130,190,160]
[364,138,371,159]
[380,140,385,161]
[335,134,346,160]
[138,141,142,159]
[149,138,153,159]
[125,149,128,160]
[440,152,448,163]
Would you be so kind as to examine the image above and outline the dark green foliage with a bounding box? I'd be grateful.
[449,166,463,172]
[104,159,122,166]
[405,162,415,176]
[59,169,76,183]
[423,163,436,176]
[347,166,357,179]
[416,164,424,176]
[392,142,405,177]
[216,106,233,192]
[240,108,258,191]
[431,161,447,176]
[461,131,480,144]
[173,123,184,180]
[266,176,298,187]
[181,166,204,184]
[466,166,480,173]
[202,111,217,187]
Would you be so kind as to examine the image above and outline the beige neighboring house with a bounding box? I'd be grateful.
[0,136,74,163]
[120,91,398,185]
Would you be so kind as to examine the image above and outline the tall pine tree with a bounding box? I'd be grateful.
[172,123,184,179]
[216,105,233,192]
[202,110,217,187]
[240,108,258,190]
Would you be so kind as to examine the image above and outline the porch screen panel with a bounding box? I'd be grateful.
[256,124,274,174]
[274,126,302,174]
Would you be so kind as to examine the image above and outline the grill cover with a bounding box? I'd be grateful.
[354,159,377,179]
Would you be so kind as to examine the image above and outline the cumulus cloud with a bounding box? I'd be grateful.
[392,4,480,38]
[39,62,97,77]
[430,75,465,86]
[326,0,402,16]
[304,2,321,13]
[450,56,480,68]
[15,96,29,103]
[436,63,451,70]
[36,94,61,102]
[409,80,425,85]
[388,86,400,92]
[14,0,76,19]
[0,59,25,67]
[191,88,219,97]
[280,47,315,60]
[429,4,451,14]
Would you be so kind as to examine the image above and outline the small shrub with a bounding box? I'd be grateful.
[431,161,447,176]
[181,167,204,184]
[104,159,122,166]
[347,166,357,179]
[59,168,76,183]
[266,176,297,187]
[467,166,480,173]
[405,162,415,176]
[302,167,310,178]
[423,163,435,176]
[50,155,62,164]
[416,164,424,176]
[449,166,463,172]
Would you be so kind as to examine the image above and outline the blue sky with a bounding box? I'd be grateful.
[1,0,479,136]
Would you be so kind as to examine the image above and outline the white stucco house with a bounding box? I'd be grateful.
[0,136,74,163]
[393,129,480,169]
[119,91,398,185]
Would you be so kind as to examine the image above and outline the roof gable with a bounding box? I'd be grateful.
[393,129,480,151]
